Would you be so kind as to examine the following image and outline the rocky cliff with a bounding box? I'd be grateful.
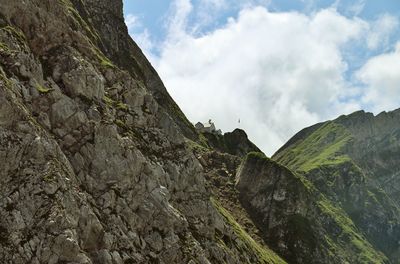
[236,152,388,263]
[272,110,400,263]
[0,0,285,263]
[1,1,400,264]
[201,128,261,157]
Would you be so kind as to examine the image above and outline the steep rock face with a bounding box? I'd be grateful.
[335,110,400,201]
[190,133,287,264]
[202,129,261,157]
[274,110,400,262]
[236,152,388,264]
[3,0,399,263]
[0,0,284,263]
[73,0,199,141]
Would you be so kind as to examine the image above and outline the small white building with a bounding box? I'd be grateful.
[195,119,222,135]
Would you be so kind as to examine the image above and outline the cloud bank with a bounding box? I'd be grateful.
[358,43,400,112]
[125,1,400,155]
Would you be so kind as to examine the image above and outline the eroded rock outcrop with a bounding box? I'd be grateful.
[236,152,388,264]
[0,0,285,263]
[273,110,400,263]
[2,1,399,263]
[201,129,261,157]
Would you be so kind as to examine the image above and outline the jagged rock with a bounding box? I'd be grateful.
[0,0,286,263]
[61,58,105,100]
[236,152,388,264]
[3,0,397,263]
[202,128,261,157]
[273,110,400,263]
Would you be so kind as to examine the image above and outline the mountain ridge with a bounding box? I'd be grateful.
[273,108,400,262]
[0,0,285,263]
[1,0,400,263]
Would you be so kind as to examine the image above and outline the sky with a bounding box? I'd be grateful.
[123,0,400,155]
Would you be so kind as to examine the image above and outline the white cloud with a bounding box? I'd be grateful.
[125,14,140,30]
[358,43,400,112]
[367,14,399,50]
[125,1,400,155]
[155,6,367,154]
[133,29,155,60]
[167,0,194,39]
[124,14,155,59]
[195,0,228,27]
[348,0,365,16]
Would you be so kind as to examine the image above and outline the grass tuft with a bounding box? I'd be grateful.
[36,84,52,94]
[211,197,287,264]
